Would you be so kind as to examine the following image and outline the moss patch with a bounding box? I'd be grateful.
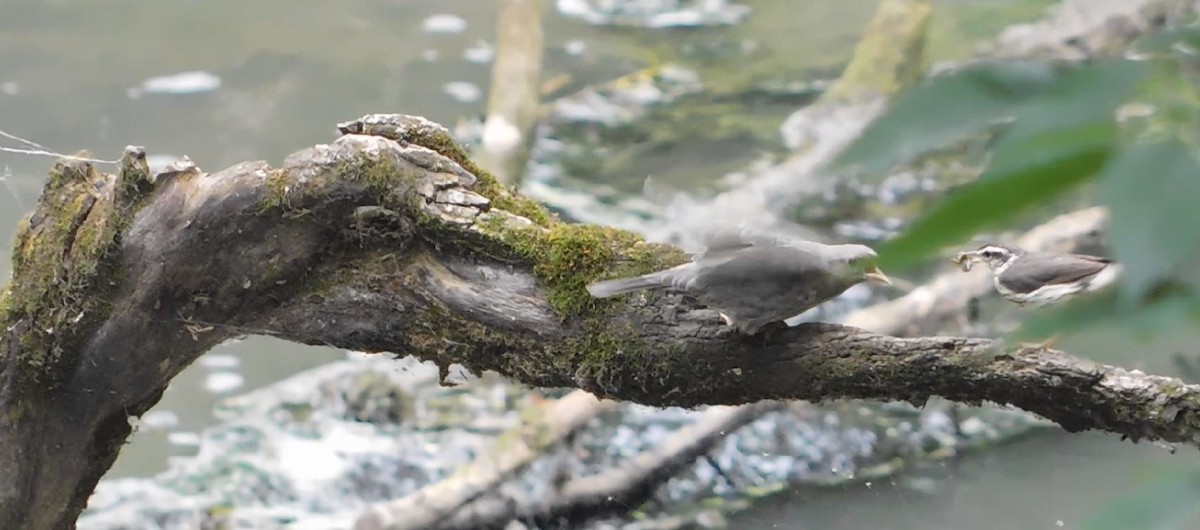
[259,169,293,211]
[478,218,687,318]
[389,117,689,319]
[2,156,142,386]
[260,152,423,216]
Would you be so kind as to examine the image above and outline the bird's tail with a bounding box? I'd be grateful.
[586,273,669,298]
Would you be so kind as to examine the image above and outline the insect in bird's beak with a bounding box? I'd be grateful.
[952,252,976,272]
[863,264,892,285]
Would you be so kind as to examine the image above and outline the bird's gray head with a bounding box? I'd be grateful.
[818,243,891,285]
[964,244,1022,271]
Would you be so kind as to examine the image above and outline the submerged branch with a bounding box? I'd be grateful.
[2,113,1199,529]
[430,401,785,530]
[354,390,615,530]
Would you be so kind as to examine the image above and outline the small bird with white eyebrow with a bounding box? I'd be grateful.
[953,244,1121,307]
[953,243,1122,350]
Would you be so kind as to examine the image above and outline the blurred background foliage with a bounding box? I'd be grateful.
[837,24,1200,528]
[837,26,1200,342]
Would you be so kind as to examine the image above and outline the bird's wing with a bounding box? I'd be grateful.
[698,227,777,253]
[696,225,826,259]
[696,246,829,286]
[999,252,1112,294]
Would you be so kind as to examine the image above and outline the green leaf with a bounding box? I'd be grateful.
[833,59,1148,176]
[876,119,1115,270]
[1082,468,1200,530]
[1100,138,1200,305]
[983,117,1117,181]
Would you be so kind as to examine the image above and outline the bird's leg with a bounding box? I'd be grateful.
[755,321,791,343]
[949,404,965,440]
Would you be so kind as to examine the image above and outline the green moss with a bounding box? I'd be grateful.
[43,151,93,191]
[384,213,690,393]
[259,169,292,211]
[2,156,147,387]
[562,319,727,401]
[259,153,422,215]
[0,285,10,318]
[484,185,554,227]
[116,148,154,205]
[474,218,686,318]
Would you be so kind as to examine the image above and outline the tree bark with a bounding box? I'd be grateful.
[2,113,1199,529]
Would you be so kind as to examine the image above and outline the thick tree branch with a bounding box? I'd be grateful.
[2,114,1199,529]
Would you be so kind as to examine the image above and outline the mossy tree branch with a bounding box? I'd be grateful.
[1,114,1198,529]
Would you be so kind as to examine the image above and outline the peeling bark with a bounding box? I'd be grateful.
[2,114,1200,529]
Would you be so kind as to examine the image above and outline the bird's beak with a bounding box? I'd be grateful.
[864,264,892,286]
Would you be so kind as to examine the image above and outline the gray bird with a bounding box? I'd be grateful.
[586,229,892,335]
[953,244,1121,307]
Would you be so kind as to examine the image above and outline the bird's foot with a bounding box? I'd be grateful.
[719,312,734,327]
[751,321,791,343]
[1018,332,1063,353]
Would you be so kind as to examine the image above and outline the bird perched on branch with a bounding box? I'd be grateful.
[586,228,892,335]
[953,244,1120,307]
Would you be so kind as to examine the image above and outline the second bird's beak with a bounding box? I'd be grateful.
[863,264,892,286]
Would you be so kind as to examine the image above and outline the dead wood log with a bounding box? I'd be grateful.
[2,113,1200,529]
